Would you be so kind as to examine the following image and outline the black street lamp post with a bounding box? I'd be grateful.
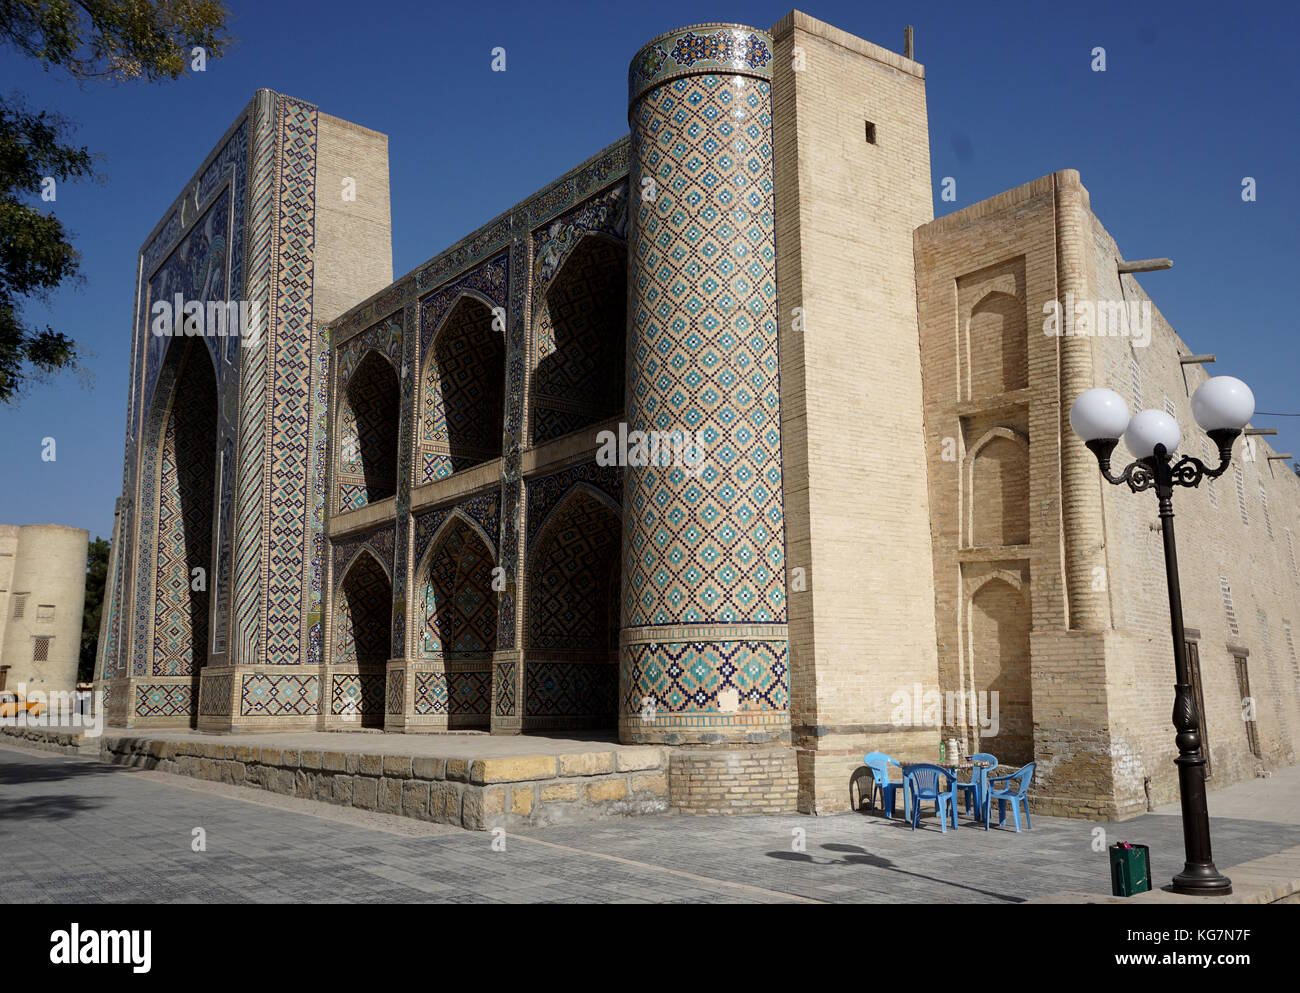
[1071,377,1256,896]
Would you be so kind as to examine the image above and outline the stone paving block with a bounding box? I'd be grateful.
[378,777,403,814]
[412,756,445,780]
[558,752,615,777]
[352,776,378,810]
[616,747,665,772]
[470,755,557,784]
[586,778,629,803]
[402,780,431,820]
[383,755,412,778]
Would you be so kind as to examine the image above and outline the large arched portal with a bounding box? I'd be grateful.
[532,236,626,445]
[338,350,400,509]
[151,338,219,678]
[524,488,622,730]
[415,514,497,727]
[333,550,392,728]
[422,296,505,479]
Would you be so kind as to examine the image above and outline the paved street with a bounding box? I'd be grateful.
[3,741,1300,903]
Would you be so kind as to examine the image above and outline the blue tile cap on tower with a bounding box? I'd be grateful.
[628,23,774,116]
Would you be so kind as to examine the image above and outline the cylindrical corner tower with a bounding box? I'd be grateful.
[620,24,791,762]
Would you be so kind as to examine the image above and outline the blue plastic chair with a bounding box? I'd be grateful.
[904,763,959,832]
[984,762,1035,831]
[863,751,905,819]
[955,752,998,821]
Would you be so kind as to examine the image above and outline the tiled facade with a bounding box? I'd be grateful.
[96,14,1300,819]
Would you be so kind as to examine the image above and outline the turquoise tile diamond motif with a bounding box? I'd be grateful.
[622,28,788,742]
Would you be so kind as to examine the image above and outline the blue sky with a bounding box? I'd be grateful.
[1,0,1296,540]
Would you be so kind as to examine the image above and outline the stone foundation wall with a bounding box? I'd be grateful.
[101,737,669,831]
[0,725,97,756]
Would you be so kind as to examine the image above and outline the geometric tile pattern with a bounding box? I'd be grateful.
[621,29,788,739]
[330,524,395,595]
[418,254,508,484]
[338,351,400,507]
[330,672,385,719]
[135,683,195,718]
[494,659,517,717]
[240,673,319,716]
[417,514,498,660]
[262,97,319,667]
[525,661,618,721]
[413,670,491,717]
[386,669,404,716]
[530,185,628,445]
[132,188,232,681]
[627,24,774,106]
[233,91,278,669]
[151,341,218,676]
[334,316,403,510]
[621,638,789,718]
[413,490,501,572]
[625,69,784,628]
[332,551,391,667]
[198,673,234,716]
[527,489,622,653]
[420,297,505,481]
[525,462,623,554]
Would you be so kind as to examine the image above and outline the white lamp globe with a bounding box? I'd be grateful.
[1125,409,1181,459]
[1191,376,1255,432]
[1069,388,1131,442]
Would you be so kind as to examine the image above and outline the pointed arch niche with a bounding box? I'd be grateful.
[409,511,497,728]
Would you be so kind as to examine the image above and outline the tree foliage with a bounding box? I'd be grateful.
[0,1,230,403]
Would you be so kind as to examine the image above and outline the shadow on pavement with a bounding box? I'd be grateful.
[0,753,127,787]
[0,793,103,822]
[766,842,1027,903]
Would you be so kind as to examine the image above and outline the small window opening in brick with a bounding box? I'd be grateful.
[33,635,51,662]
[864,121,877,144]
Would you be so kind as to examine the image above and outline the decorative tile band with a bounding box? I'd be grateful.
[628,23,774,110]
[241,673,320,716]
[135,682,195,719]
[620,638,789,728]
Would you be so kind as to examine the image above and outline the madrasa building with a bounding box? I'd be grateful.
[95,11,1300,819]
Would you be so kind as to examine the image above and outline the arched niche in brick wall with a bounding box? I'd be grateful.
[966,572,1033,767]
[965,290,1028,399]
[967,428,1030,548]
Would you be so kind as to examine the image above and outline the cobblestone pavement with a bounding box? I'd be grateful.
[3,742,1298,904]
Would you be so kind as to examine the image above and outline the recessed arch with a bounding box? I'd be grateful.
[336,349,401,510]
[415,510,498,662]
[967,576,1033,765]
[966,290,1028,398]
[523,486,622,728]
[150,336,219,680]
[967,428,1030,548]
[531,233,627,445]
[419,294,506,482]
[332,547,392,728]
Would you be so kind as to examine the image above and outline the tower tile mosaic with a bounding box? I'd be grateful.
[621,25,789,742]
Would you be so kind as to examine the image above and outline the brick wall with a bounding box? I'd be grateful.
[772,10,942,814]
[915,170,1300,817]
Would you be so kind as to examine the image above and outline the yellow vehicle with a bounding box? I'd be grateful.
[0,690,44,719]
